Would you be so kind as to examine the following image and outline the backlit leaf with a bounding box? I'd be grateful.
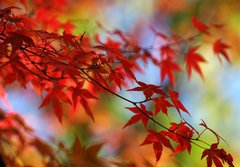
[185,46,207,79]
[213,39,231,63]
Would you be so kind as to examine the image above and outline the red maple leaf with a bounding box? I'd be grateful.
[109,68,126,89]
[192,17,210,35]
[201,143,234,167]
[160,58,182,86]
[127,81,166,100]
[52,98,63,123]
[39,86,71,123]
[153,97,173,116]
[68,83,98,121]
[3,32,34,56]
[185,46,207,79]
[168,88,190,116]
[213,39,231,63]
[161,45,177,59]
[167,122,193,155]
[123,104,152,128]
[140,130,174,161]
[62,20,75,33]
[62,31,77,46]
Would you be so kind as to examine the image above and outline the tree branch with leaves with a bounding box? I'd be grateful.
[0,1,235,167]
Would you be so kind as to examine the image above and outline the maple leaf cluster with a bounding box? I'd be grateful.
[0,1,235,167]
[201,143,234,167]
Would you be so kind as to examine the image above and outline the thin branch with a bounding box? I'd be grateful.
[80,68,209,149]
